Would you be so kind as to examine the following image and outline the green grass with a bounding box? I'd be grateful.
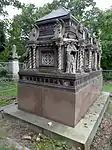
[0,82,17,91]
[0,147,9,150]
[0,82,17,106]
[103,85,112,92]
[0,99,13,107]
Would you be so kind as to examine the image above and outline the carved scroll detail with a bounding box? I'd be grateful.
[54,19,65,39]
[29,25,39,41]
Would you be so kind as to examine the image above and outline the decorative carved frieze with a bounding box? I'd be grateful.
[19,70,102,93]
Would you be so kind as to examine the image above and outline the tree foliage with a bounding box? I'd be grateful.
[100,9,112,69]
[0,21,5,52]
[0,0,22,61]
[0,0,112,70]
[6,0,101,59]
[0,0,22,15]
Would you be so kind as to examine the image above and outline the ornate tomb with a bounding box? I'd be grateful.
[18,7,102,127]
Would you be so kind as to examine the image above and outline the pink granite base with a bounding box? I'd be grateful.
[74,76,102,125]
[18,73,102,127]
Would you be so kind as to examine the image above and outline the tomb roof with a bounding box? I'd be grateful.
[37,7,79,24]
[37,7,70,22]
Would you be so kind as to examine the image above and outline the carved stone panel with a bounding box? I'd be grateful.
[39,46,58,70]
[41,52,54,66]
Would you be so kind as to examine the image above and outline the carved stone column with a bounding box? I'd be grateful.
[76,51,81,72]
[77,48,84,73]
[58,45,63,71]
[98,52,101,70]
[29,47,32,69]
[66,50,71,73]
[88,49,92,71]
[32,45,36,69]
[84,50,89,72]
[78,39,85,72]
[98,41,102,70]
[72,52,76,74]
[94,51,97,70]
[36,48,39,68]
[80,48,84,72]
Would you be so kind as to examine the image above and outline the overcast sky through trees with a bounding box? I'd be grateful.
[2,0,112,19]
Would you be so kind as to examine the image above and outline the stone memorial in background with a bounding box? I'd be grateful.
[8,44,19,79]
[18,7,102,127]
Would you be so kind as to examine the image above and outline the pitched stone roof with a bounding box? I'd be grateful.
[37,7,70,22]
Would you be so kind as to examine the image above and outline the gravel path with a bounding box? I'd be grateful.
[91,113,112,150]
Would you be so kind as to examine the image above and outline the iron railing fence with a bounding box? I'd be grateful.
[0,62,24,70]
[0,61,24,78]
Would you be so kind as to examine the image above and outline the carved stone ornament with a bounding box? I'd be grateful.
[29,26,39,41]
[12,44,19,59]
[67,43,78,52]
[54,19,65,39]
[66,43,77,73]
[78,23,83,33]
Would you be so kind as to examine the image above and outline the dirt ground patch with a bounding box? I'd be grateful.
[0,103,112,150]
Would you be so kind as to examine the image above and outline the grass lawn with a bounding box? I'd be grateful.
[103,85,112,92]
[0,82,17,106]
[0,147,9,150]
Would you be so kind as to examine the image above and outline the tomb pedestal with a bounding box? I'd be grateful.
[18,70,102,127]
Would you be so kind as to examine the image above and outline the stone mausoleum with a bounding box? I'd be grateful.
[18,7,102,127]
